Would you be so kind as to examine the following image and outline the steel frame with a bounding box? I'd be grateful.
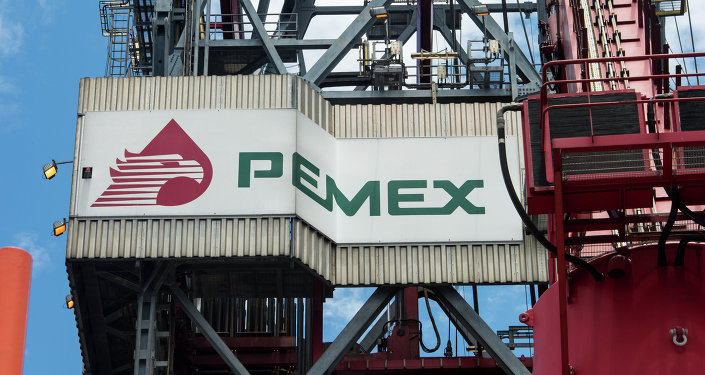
[121,0,541,101]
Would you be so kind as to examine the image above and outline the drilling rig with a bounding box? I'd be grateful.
[63,1,703,374]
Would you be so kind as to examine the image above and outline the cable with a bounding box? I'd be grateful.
[672,18,692,86]
[420,288,441,353]
[658,188,680,266]
[674,235,705,266]
[686,0,699,85]
[496,105,604,281]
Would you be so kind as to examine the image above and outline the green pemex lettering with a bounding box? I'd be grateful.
[292,152,380,216]
[238,152,283,187]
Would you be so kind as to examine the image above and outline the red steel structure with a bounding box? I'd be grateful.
[511,1,705,373]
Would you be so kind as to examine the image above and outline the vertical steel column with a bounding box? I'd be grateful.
[402,287,420,357]
[134,263,170,375]
[417,0,433,84]
[204,0,211,76]
[312,279,324,363]
[553,167,570,375]
[193,0,202,75]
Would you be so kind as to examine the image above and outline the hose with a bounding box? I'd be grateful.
[420,288,441,353]
[664,187,705,228]
[658,188,680,266]
[497,105,604,281]
[673,235,705,266]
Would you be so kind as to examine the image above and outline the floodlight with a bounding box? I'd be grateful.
[471,5,490,16]
[370,6,388,18]
[53,219,67,237]
[42,159,73,180]
[65,294,74,309]
[43,160,58,179]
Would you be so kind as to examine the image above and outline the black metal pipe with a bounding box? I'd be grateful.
[496,105,604,281]
[674,235,705,266]
[658,188,680,266]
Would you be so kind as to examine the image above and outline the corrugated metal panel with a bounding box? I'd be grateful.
[66,217,290,259]
[331,101,521,139]
[325,237,546,286]
[70,74,546,285]
[77,75,294,113]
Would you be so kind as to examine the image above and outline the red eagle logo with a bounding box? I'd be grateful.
[92,119,213,207]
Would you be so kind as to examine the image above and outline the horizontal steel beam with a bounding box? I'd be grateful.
[313,3,538,16]
[201,38,336,49]
[322,88,511,104]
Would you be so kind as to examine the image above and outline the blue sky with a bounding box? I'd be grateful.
[1,1,703,374]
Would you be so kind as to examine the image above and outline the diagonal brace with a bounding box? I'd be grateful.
[170,283,251,375]
[304,0,395,86]
[456,0,541,87]
[431,285,531,375]
[241,0,286,74]
[306,286,399,375]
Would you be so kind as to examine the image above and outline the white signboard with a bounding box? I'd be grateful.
[75,110,523,244]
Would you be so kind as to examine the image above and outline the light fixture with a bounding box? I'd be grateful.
[53,218,67,237]
[42,159,73,180]
[370,6,388,18]
[471,5,490,17]
[65,294,74,309]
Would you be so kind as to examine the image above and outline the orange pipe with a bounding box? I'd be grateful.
[0,247,32,375]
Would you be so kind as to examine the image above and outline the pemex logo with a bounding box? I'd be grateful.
[92,119,213,207]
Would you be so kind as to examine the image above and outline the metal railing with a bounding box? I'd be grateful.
[200,13,298,40]
[538,53,705,185]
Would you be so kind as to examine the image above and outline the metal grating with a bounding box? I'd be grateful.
[561,149,652,182]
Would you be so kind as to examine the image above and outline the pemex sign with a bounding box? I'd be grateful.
[74,110,523,244]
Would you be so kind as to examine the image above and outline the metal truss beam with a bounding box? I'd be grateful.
[201,38,335,49]
[457,0,541,88]
[307,287,399,375]
[241,0,286,73]
[83,264,113,375]
[97,271,140,292]
[304,0,395,86]
[359,303,397,353]
[134,262,171,375]
[169,283,251,375]
[323,88,510,104]
[313,3,537,16]
[431,286,531,375]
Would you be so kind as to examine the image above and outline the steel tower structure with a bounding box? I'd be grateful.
[67,1,705,374]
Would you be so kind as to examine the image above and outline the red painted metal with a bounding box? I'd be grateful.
[386,287,420,359]
[335,356,533,374]
[552,172,570,375]
[526,244,705,374]
[0,247,32,375]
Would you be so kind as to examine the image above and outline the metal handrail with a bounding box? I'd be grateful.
[535,53,705,182]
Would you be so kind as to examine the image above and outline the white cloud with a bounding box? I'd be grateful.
[0,13,23,58]
[12,233,53,271]
[0,76,15,93]
[323,287,370,322]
